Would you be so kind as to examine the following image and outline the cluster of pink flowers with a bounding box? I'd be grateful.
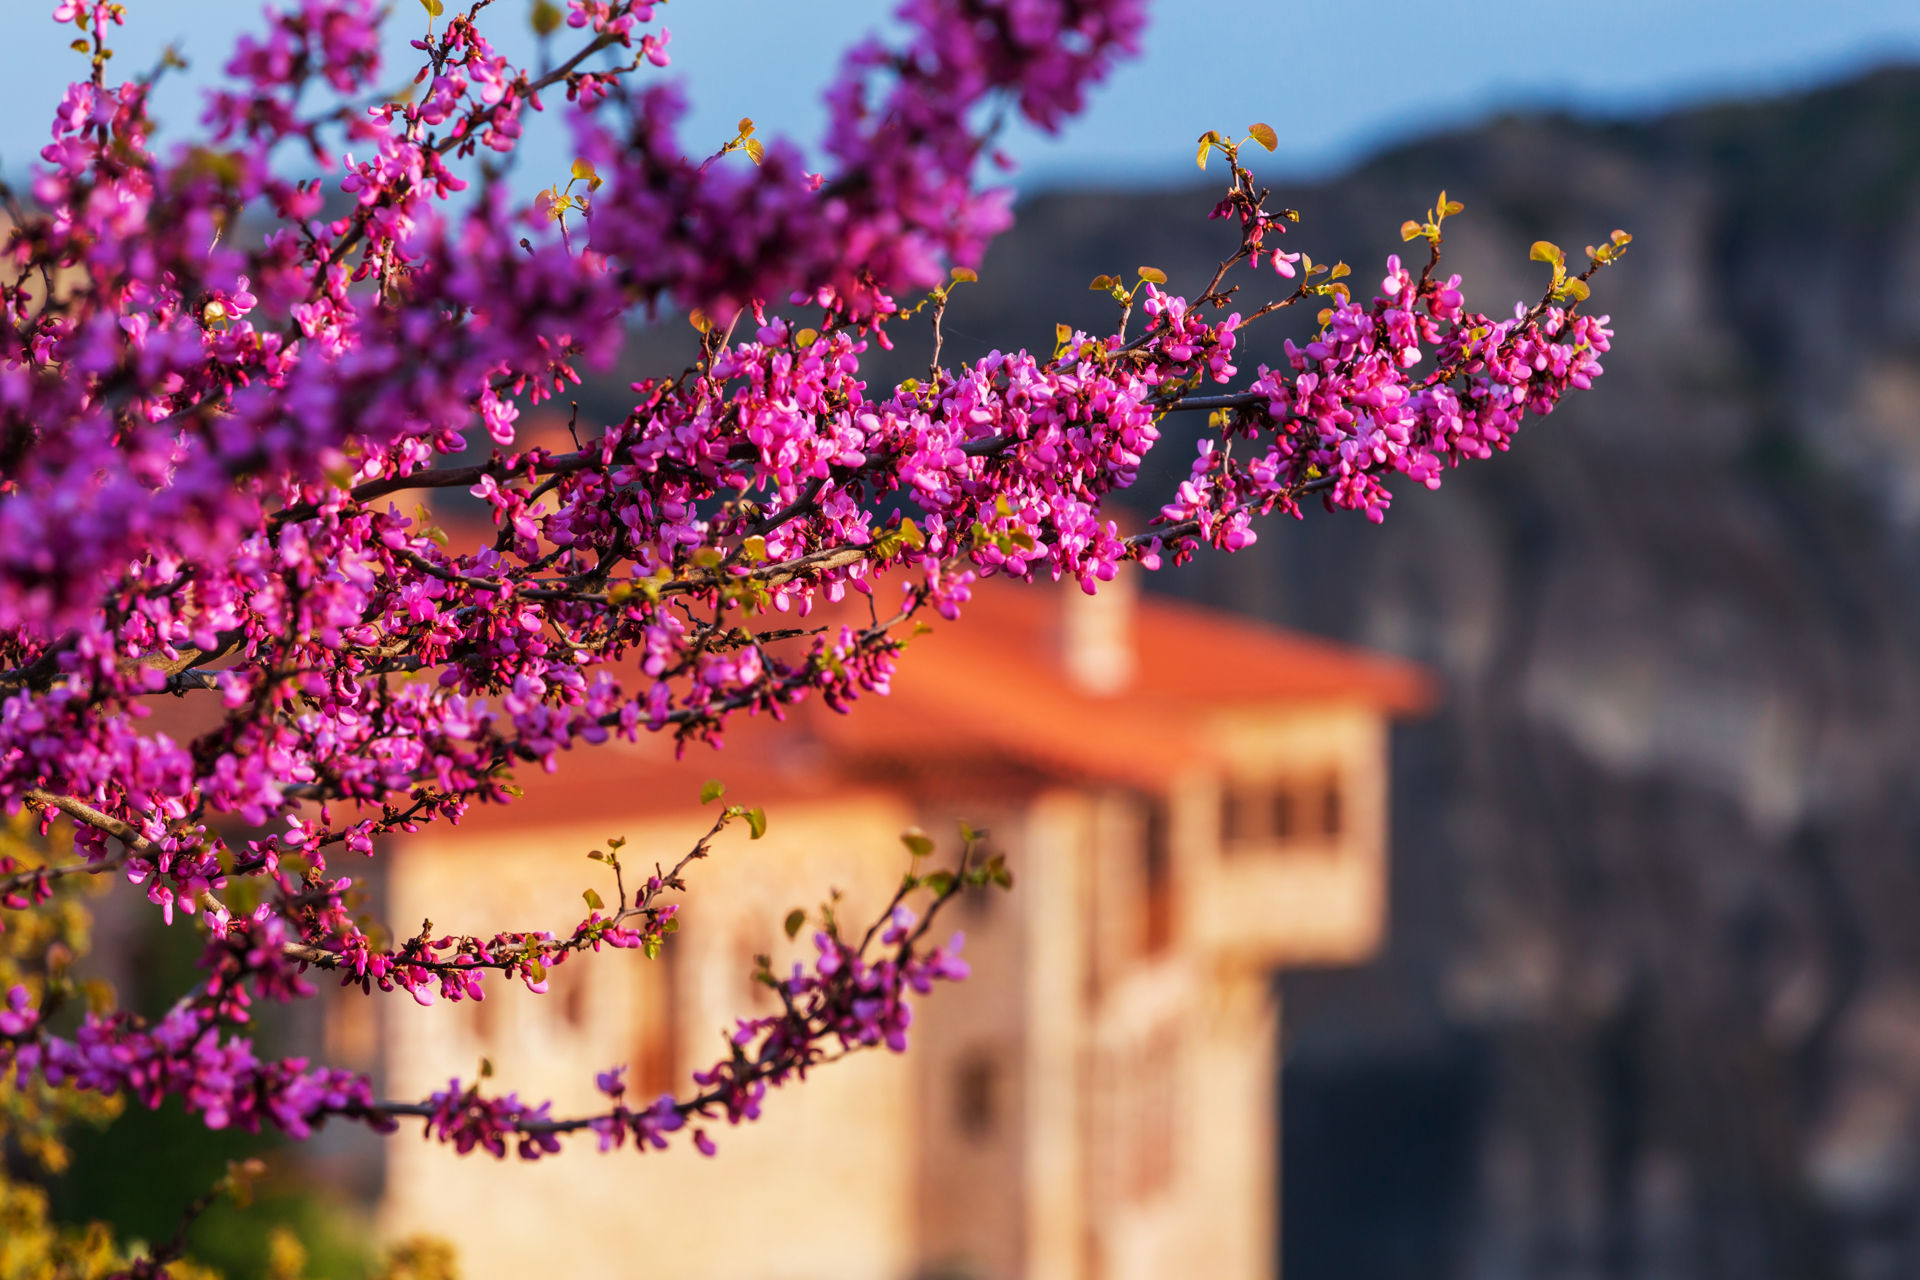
[0,980,382,1140]
[375,887,972,1161]
[0,0,1621,1164]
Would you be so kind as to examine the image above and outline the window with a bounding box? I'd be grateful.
[1318,775,1342,838]
[633,944,679,1097]
[468,985,497,1046]
[1142,800,1173,955]
[558,960,589,1029]
[1222,773,1343,851]
[954,1050,1001,1140]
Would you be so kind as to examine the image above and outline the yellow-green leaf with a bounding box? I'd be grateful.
[1248,122,1278,152]
[1529,240,1565,266]
[741,535,768,562]
[744,138,765,165]
[419,0,443,15]
[700,779,726,805]
[1560,277,1591,302]
[1136,265,1167,285]
[784,908,806,939]
[901,827,935,858]
[531,0,562,35]
[949,266,978,283]
[583,887,604,911]
[1400,220,1424,242]
[1088,274,1115,291]
[745,807,767,839]
[794,327,819,348]
[1056,322,1072,346]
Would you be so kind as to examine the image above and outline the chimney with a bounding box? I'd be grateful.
[1061,566,1137,696]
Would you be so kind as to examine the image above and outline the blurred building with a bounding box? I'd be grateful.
[361,572,1427,1280]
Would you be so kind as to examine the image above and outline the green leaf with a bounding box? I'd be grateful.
[745,806,767,840]
[784,908,806,939]
[949,266,978,283]
[901,827,935,858]
[741,535,769,562]
[1088,274,1115,292]
[700,779,726,805]
[958,819,983,843]
[583,887,604,911]
[1400,220,1424,242]
[1136,265,1168,285]
[1530,240,1566,267]
[923,870,956,896]
[419,0,443,15]
[794,327,820,348]
[1248,122,1278,152]
[479,1056,493,1078]
[531,0,562,35]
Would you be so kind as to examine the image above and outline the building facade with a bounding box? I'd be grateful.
[368,573,1427,1279]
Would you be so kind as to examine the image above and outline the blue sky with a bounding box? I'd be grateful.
[5,0,1920,191]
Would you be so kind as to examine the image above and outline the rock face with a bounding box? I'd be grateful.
[910,66,1920,1280]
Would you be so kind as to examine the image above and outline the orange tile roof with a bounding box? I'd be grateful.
[469,572,1431,827]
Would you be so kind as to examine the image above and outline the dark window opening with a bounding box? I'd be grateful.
[1319,776,1343,838]
[470,988,496,1046]
[634,943,679,1097]
[955,1052,1000,1140]
[1273,788,1298,841]
[560,962,588,1029]
[1143,800,1174,955]
[1222,775,1344,851]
